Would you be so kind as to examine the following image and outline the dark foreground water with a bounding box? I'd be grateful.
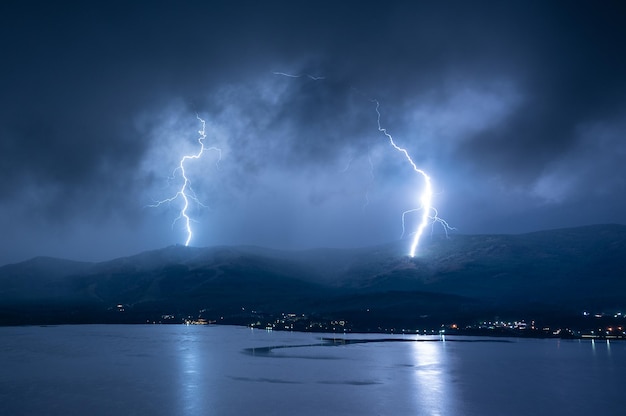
[0,325,623,416]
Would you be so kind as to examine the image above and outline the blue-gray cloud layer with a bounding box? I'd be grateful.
[1,0,625,263]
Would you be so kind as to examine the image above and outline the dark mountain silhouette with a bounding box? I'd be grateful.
[1,224,625,329]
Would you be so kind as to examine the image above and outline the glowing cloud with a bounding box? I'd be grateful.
[272,71,453,255]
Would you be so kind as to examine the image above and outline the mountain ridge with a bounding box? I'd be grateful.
[1,224,625,328]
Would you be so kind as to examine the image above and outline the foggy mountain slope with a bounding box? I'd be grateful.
[1,224,625,325]
[0,257,94,302]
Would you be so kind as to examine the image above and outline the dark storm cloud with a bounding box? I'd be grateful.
[455,2,626,184]
[1,0,625,263]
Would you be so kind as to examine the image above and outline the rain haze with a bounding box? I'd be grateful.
[1,0,625,265]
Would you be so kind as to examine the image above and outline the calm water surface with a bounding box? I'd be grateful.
[0,325,623,415]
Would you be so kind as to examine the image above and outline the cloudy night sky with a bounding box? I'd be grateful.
[1,0,625,265]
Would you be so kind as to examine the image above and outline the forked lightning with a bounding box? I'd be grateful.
[374,100,453,256]
[149,116,221,246]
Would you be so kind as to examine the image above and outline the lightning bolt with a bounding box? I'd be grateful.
[272,71,325,80]
[272,71,452,256]
[149,115,221,246]
[373,100,453,257]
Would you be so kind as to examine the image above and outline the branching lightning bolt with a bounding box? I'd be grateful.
[272,71,325,81]
[149,116,221,246]
[373,100,453,257]
[272,71,452,256]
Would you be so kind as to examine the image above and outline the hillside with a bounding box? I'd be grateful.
[1,224,625,329]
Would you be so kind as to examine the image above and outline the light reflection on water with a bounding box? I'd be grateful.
[0,325,624,416]
[178,328,209,416]
[410,337,451,416]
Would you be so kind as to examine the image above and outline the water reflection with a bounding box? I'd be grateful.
[177,327,210,416]
[1,326,622,416]
[410,337,455,416]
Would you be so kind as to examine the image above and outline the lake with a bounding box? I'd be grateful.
[0,325,623,415]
